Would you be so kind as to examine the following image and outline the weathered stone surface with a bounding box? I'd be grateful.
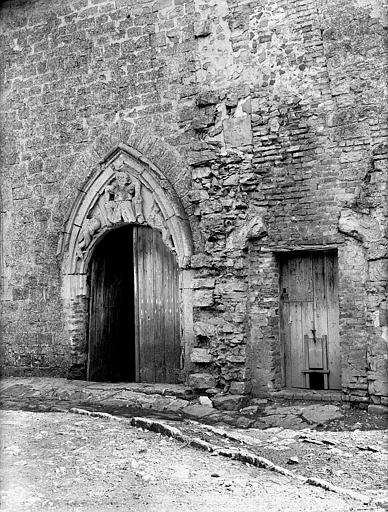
[212,394,249,411]
[198,395,213,407]
[301,405,344,425]
[368,404,388,416]
[181,404,215,419]
[194,20,211,38]
[190,348,213,364]
[193,290,214,307]
[235,416,256,428]
[193,321,217,337]
[240,405,260,415]
[196,93,219,107]
[229,381,248,395]
[189,373,216,390]
[193,278,216,289]
[223,116,253,147]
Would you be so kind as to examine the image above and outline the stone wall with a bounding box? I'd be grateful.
[0,0,387,405]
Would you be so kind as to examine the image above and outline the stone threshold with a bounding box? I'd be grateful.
[270,389,342,402]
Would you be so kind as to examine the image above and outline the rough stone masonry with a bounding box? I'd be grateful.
[0,0,387,409]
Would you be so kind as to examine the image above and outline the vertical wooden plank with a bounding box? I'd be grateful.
[288,257,301,387]
[88,249,107,381]
[142,227,155,382]
[148,228,156,382]
[174,253,181,381]
[301,299,314,388]
[326,253,341,389]
[164,244,173,382]
[293,256,313,388]
[279,257,292,387]
[311,254,326,372]
[133,227,140,382]
[160,234,168,381]
[290,302,304,387]
[138,227,148,381]
[153,230,165,382]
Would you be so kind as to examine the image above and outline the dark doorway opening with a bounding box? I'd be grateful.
[309,372,325,390]
[87,225,135,382]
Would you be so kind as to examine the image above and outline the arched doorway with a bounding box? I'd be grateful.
[87,224,181,383]
[59,144,194,384]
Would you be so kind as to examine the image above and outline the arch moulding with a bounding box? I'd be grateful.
[58,143,194,379]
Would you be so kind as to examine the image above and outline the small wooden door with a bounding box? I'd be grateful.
[87,225,181,383]
[279,252,341,390]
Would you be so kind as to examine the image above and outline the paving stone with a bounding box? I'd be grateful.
[265,405,304,416]
[252,420,267,429]
[164,398,190,412]
[250,398,268,406]
[279,416,304,429]
[212,394,249,411]
[301,405,343,425]
[181,404,216,419]
[235,416,256,428]
[261,415,288,427]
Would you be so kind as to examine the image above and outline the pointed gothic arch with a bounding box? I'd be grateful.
[58,143,194,381]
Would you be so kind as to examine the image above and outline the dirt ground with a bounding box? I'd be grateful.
[0,410,381,512]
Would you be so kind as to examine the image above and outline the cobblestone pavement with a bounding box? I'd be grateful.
[1,377,387,509]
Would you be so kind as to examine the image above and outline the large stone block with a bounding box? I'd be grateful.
[223,116,252,147]
[229,381,248,395]
[193,277,215,289]
[190,348,212,363]
[193,321,217,337]
[193,289,214,307]
[368,404,388,415]
[189,373,216,389]
[212,394,249,411]
[301,405,343,425]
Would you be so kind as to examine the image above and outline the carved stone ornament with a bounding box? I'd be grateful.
[77,160,174,258]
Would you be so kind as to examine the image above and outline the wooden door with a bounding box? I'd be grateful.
[279,252,341,389]
[133,226,181,384]
[88,225,181,383]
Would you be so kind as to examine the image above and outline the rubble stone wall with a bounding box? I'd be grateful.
[0,0,387,405]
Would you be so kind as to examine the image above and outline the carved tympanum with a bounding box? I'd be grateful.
[77,161,174,256]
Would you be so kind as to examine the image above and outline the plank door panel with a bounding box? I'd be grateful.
[134,226,181,384]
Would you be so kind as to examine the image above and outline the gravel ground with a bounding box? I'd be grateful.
[0,410,380,512]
